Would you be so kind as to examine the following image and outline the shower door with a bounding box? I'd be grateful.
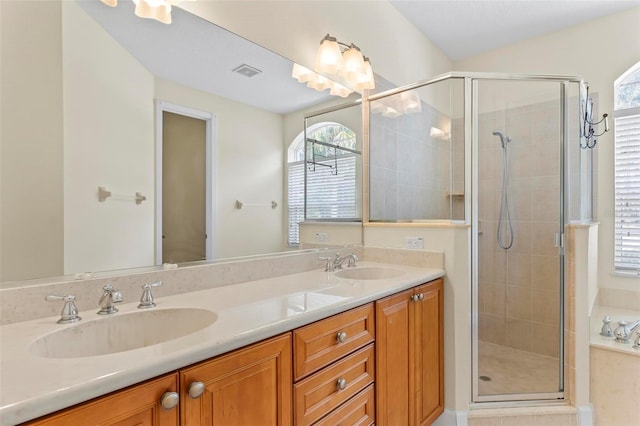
[472,78,566,402]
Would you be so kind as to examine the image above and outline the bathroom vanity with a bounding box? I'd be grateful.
[0,262,444,425]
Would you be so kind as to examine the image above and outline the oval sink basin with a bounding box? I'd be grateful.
[334,266,405,280]
[30,308,217,359]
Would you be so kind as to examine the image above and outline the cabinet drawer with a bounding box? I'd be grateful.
[314,384,375,426]
[294,344,375,426]
[294,303,375,380]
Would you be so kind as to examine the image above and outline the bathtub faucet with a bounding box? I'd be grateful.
[613,319,640,343]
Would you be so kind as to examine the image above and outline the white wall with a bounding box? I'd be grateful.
[365,225,472,411]
[155,78,286,259]
[63,0,156,274]
[180,1,453,89]
[0,0,64,281]
[455,7,640,293]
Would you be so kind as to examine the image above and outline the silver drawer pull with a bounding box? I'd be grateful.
[160,392,179,410]
[336,331,347,343]
[336,378,347,391]
[188,381,205,399]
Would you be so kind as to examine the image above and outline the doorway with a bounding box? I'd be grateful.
[155,101,214,264]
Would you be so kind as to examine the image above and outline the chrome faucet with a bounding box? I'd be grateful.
[335,253,358,269]
[97,285,123,315]
[320,253,358,272]
[46,294,81,324]
[138,281,163,309]
[613,319,640,343]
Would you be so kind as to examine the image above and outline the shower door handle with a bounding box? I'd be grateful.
[554,232,564,248]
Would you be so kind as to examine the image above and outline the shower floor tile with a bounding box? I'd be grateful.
[478,341,560,395]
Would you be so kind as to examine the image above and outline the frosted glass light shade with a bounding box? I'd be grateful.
[401,91,421,113]
[340,45,365,83]
[101,0,118,6]
[291,63,316,83]
[315,36,342,74]
[307,74,332,92]
[134,0,172,24]
[329,82,352,98]
[354,58,375,90]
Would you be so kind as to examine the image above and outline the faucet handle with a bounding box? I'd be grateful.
[633,330,640,350]
[347,254,358,268]
[138,281,163,309]
[320,257,336,272]
[46,294,81,324]
[600,315,613,337]
[103,285,123,303]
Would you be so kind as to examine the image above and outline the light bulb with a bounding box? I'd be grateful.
[315,35,342,74]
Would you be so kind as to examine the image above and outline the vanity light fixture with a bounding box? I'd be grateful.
[290,34,375,97]
[430,127,451,141]
[370,90,422,118]
[315,34,375,90]
[100,0,185,25]
[291,63,354,98]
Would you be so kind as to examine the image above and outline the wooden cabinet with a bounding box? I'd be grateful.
[293,304,375,426]
[180,333,292,426]
[376,278,444,426]
[22,374,179,426]
[20,277,443,426]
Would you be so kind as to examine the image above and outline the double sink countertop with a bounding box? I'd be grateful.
[0,261,445,425]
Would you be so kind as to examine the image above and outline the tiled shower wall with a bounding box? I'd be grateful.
[369,102,454,221]
[477,100,562,358]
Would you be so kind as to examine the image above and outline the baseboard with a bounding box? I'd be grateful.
[433,409,468,426]
[577,404,594,426]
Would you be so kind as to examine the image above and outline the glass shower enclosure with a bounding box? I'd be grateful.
[367,72,591,403]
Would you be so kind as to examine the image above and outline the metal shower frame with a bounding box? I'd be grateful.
[364,71,585,405]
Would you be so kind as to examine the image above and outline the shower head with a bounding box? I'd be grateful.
[492,130,511,148]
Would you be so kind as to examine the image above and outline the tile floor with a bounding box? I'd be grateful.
[478,341,560,395]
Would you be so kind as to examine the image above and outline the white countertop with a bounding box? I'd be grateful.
[590,304,640,357]
[0,262,444,425]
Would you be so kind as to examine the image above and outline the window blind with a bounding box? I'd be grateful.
[287,154,357,246]
[614,109,640,274]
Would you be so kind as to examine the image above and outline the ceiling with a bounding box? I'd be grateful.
[79,0,333,115]
[390,0,640,61]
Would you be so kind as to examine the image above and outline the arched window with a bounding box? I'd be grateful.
[287,122,357,246]
[614,62,640,274]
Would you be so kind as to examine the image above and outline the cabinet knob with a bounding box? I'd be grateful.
[336,331,347,343]
[418,293,424,301]
[336,378,347,391]
[188,381,205,399]
[160,392,179,410]
[410,294,419,302]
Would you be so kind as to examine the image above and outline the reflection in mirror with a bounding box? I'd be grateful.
[369,77,465,222]
[294,103,363,249]
[0,0,362,284]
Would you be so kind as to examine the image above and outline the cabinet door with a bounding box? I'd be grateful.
[414,278,444,425]
[180,333,292,426]
[22,374,179,426]
[375,288,413,426]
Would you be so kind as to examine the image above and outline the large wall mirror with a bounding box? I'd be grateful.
[0,0,362,284]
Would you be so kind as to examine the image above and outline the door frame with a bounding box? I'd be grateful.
[154,100,215,265]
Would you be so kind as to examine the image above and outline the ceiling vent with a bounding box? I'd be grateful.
[232,64,262,78]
